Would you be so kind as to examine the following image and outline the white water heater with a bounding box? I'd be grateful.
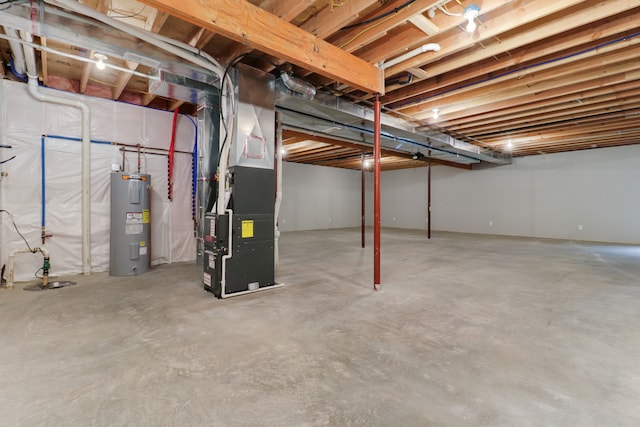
[110,171,151,276]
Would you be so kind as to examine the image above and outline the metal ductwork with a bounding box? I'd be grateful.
[276,90,511,166]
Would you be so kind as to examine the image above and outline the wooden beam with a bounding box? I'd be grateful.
[405,46,640,118]
[168,99,185,111]
[112,61,139,100]
[141,93,157,106]
[137,0,384,94]
[444,80,640,129]
[383,0,640,105]
[408,15,439,36]
[300,0,379,40]
[79,52,93,94]
[384,0,585,77]
[40,37,49,85]
[145,9,170,33]
[331,0,441,52]
[264,0,316,21]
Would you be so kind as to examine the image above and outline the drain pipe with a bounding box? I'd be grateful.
[3,27,26,77]
[22,32,92,275]
[6,247,50,289]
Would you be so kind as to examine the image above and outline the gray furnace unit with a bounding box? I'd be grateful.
[202,64,279,297]
[110,171,151,276]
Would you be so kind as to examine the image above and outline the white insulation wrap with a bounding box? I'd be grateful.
[0,80,197,281]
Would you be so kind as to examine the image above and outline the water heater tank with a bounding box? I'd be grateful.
[110,171,151,276]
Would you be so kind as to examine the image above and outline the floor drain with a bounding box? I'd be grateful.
[23,281,77,291]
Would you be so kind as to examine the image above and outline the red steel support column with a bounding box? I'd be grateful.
[428,149,432,239]
[361,151,365,249]
[373,96,381,290]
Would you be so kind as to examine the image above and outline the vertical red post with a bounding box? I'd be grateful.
[373,96,381,290]
[427,149,432,240]
[361,151,365,249]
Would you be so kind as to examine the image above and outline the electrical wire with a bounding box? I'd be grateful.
[339,10,398,49]
[109,5,147,19]
[393,29,640,109]
[217,53,250,169]
[0,0,27,11]
[437,4,461,17]
[0,155,16,164]
[0,209,36,252]
[340,0,416,31]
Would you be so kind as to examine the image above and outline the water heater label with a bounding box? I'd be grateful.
[142,209,150,224]
[203,272,211,286]
[241,220,254,238]
[125,212,144,235]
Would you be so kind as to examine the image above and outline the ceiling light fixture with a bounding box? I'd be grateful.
[463,4,480,33]
[94,53,107,70]
[432,108,440,120]
[506,140,513,150]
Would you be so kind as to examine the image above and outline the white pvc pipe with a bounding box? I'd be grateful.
[220,208,233,298]
[7,247,49,289]
[23,33,92,275]
[382,43,441,70]
[274,116,283,269]
[216,137,233,215]
[3,27,26,75]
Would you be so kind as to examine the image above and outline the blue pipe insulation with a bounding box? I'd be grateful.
[8,56,27,83]
[40,134,113,229]
[43,134,112,144]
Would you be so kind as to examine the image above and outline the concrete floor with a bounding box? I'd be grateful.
[1,228,639,426]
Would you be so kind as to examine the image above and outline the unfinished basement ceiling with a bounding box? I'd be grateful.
[1,0,639,168]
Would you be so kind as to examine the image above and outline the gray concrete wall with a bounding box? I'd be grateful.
[381,144,640,244]
[279,162,365,231]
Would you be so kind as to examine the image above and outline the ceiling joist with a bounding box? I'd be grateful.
[137,0,384,94]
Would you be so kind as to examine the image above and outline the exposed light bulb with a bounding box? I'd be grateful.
[94,53,107,70]
[280,147,286,156]
[463,4,480,33]
[466,19,477,33]
[432,108,440,120]
[363,159,372,169]
[506,140,513,150]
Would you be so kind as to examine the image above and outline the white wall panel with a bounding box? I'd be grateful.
[279,162,363,232]
[382,145,640,244]
[0,80,197,281]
